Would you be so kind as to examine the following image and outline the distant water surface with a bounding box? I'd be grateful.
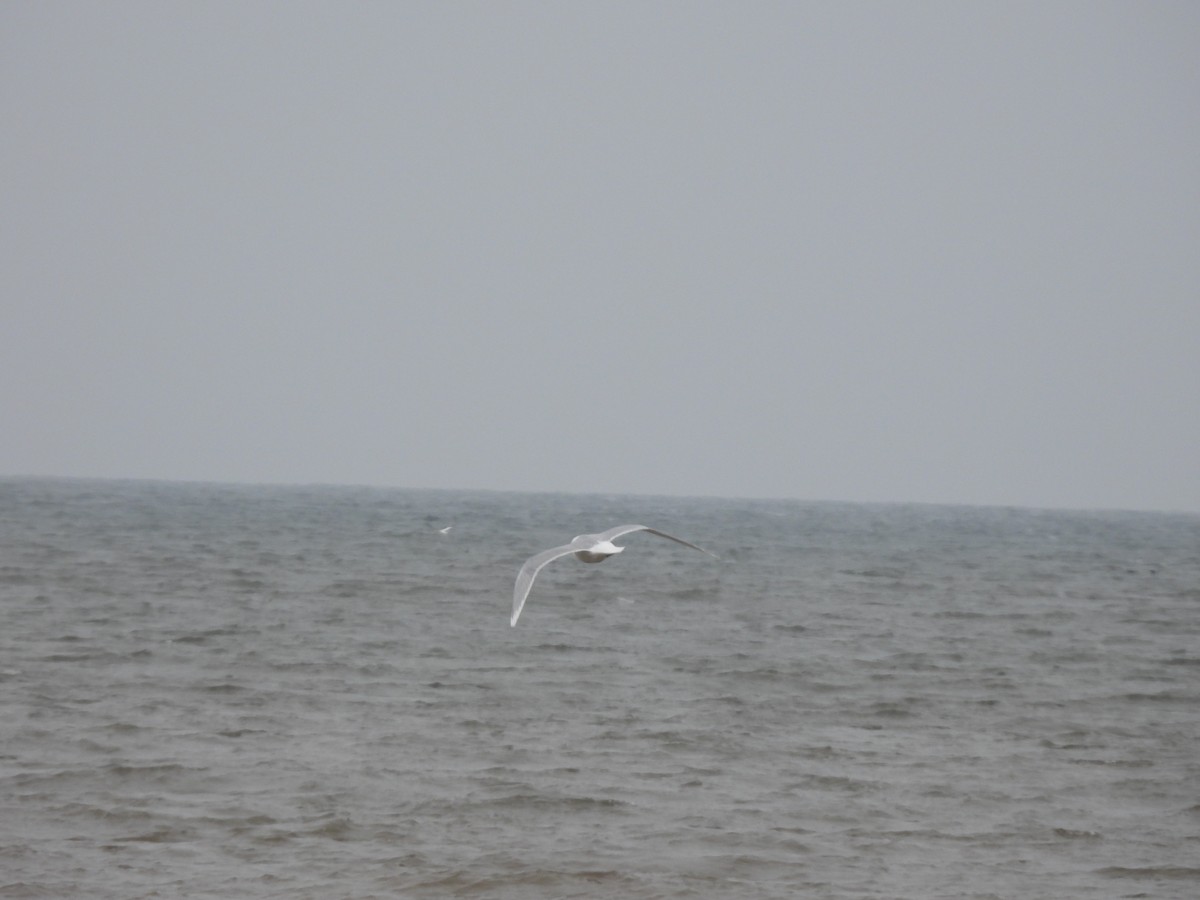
[1,478,1198,898]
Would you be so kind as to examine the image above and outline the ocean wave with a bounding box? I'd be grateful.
[1098,866,1200,880]
[5,479,1200,899]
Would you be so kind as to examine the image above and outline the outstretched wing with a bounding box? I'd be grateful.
[595,524,719,559]
[511,542,583,627]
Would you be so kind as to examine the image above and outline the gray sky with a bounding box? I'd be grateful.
[3,2,1198,512]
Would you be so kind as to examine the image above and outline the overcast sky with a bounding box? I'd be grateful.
[2,2,1197,512]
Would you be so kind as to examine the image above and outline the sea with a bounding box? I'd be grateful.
[1,477,1198,899]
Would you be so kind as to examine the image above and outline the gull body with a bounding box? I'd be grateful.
[510,524,716,626]
[572,539,623,563]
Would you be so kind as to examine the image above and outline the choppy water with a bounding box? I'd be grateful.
[1,477,1198,899]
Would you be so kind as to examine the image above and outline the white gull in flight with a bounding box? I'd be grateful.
[510,524,717,626]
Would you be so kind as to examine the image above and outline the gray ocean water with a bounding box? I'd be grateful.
[1,477,1198,899]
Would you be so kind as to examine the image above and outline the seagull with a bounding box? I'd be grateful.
[510,525,717,626]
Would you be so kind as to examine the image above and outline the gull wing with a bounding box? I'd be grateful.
[511,541,586,627]
[595,524,719,559]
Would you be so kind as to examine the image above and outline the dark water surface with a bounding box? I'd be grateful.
[2,478,1198,898]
